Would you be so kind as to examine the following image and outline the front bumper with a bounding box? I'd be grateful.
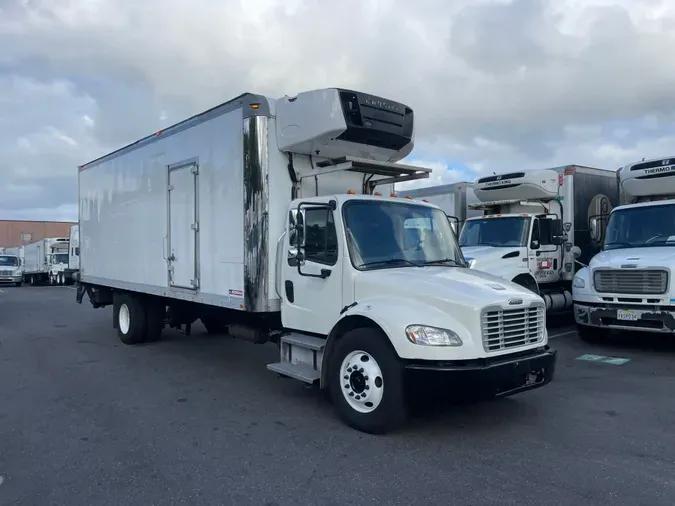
[0,275,22,284]
[574,302,675,333]
[404,347,557,397]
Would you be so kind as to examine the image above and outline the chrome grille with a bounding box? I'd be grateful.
[481,305,545,352]
[0,270,11,275]
[593,269,668,295]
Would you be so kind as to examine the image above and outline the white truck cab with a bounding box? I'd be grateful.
[573,156,675,338]
[459,167,618,313]
[0,251,23,286]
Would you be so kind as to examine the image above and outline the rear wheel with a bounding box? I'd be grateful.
[328,328,407,434]
[115,294,147,345]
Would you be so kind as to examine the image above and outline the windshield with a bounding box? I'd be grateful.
[604,203,675,250]
[342,201,466,270]
[0,256,19,267]
[52,253,69,264]
[459,216,530,247]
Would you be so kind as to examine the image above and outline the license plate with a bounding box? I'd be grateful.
[617,309,639,321]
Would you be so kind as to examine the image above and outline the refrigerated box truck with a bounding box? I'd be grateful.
[459,166,618,312]
[573,156,675,339]
[397,182,482,234]
[23,237,74,285]
[76,88,556,433]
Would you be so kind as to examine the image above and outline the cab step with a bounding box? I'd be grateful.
[266,333,326,384]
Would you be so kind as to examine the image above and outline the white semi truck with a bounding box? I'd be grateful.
[458,166,618,313]
[23,237,74,285]
[75,88,556,433]
[0,247,23,286]
[397,182,482,234]
[573,155,675,339]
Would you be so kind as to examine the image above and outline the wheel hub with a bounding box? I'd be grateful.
[339,350,384,414]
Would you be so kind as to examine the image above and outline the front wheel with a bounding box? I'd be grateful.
[328,328,408,434]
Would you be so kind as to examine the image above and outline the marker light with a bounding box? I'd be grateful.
[347,189,355,194]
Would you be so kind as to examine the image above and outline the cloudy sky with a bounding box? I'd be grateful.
[1,0,675,221]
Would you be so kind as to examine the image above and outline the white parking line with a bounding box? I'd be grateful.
[549,330,577,339]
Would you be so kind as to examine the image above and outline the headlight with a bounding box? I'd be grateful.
[405,325,463,346]
[572,276,585,288]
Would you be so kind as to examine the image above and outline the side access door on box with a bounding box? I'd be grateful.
[167,160,199,290]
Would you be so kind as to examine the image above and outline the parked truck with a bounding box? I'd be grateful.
[0,247,22,286]
[75,88,556,433]
[397,182,482,234]
[458,166,618,312]
[23,237,74,285]
[573,155,675,339]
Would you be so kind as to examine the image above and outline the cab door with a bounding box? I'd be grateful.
[529,216,563,284]
[281,199,344,334]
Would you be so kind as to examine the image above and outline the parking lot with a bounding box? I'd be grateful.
[1,286,675,505]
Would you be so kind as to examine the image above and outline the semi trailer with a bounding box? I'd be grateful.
[573,155,675,339]
[397,182,481,234]
[458,166,618,312]
[76,88,556,433]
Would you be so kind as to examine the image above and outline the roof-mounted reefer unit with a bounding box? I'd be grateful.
[474,169,560,203]
[276,88,414,163]
[619,156,675,199]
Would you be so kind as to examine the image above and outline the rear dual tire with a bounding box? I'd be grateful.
[116,293,165,345]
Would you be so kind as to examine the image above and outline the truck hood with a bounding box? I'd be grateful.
[590,247,675,269]
[354,266,540,309]
[461,245,523,267]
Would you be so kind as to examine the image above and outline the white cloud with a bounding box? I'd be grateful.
[1,0,675,219]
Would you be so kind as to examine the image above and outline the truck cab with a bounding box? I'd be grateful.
[573,156,675,338]
[0,253,23,286]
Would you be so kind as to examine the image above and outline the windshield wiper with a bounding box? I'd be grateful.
[358,258,421,269]
[422,258,465,267]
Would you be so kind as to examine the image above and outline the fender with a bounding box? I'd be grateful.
[319,296,475,388]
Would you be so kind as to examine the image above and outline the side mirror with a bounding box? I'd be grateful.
[550,219,564,245]
[589,217,599,242]
[530,240,540,250]
[295,210,305,247]
[570,246,581,259]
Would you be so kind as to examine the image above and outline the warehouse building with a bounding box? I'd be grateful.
[0,220,77,248]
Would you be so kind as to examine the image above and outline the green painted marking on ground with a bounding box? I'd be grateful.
[576,354,631,365]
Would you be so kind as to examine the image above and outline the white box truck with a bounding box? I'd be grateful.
[23,237,73,285]
[76,88,557,433]
[573,155,675,339]
[397,182,482,235]
[0,247,23,286]
[458,166,618,313]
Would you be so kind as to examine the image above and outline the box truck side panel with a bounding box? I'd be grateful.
[571,168,619,266]
[80,107,246,309]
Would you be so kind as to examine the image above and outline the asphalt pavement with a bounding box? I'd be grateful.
[1,286,675,505]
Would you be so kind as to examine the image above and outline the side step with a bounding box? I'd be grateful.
[267,333,326,384]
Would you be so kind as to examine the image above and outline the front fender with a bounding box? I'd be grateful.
[329,296,483,361]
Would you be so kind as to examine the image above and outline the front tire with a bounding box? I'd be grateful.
[328,328,407,434]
